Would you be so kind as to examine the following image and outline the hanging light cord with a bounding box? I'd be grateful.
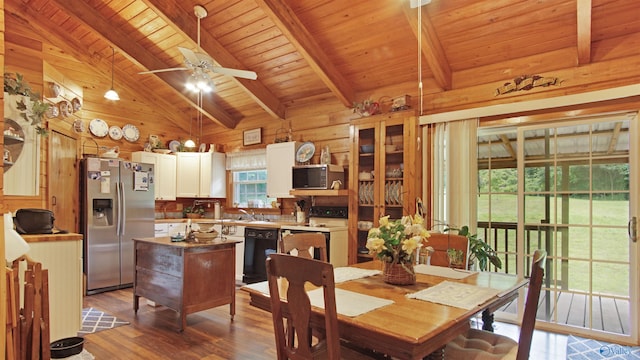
[110,47,116,88]
[198,91,203,145]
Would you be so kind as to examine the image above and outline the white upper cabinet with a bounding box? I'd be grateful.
[209,152,226,198]
[266,141,298,198]
[176,152,225,198]
[132,151,177,200]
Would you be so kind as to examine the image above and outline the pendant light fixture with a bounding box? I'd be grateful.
[184,110,196,148]
[104,47,120,101]
[185,91,204,148]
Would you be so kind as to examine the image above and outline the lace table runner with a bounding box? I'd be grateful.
[333,267,381,283]
[307,288,394,317]
[407,281,501,310]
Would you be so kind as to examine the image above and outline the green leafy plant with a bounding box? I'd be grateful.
[446,248,465,267]
[183,205,205,217]
[445,225,502,271]
[4,72,51,135]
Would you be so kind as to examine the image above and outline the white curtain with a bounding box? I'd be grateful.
[225,149,266,171]
[431,119,478,232]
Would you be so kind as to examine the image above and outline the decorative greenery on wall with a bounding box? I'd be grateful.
[4,72,51,135]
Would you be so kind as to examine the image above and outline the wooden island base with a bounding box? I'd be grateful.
[133,237,240,331]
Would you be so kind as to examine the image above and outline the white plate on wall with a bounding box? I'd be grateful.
[109,126,123,140]
[122,124,140,142]
[296,142,315,162]
[89,118,108,137]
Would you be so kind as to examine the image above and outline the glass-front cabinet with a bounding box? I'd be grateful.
[348,111,421,263]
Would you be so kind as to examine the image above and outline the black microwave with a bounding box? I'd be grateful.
[292,164,344,190]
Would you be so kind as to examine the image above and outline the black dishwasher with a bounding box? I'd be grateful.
[243,227,279,284]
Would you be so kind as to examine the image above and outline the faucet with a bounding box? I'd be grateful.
[239,209,257,221]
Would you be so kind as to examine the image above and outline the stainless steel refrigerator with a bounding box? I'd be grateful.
[80,158,155,294]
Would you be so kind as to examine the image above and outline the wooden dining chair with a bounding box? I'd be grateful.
[280,232,328,262]
[425,233,469,269]
[444,249,547,360]
[265,253,376,360]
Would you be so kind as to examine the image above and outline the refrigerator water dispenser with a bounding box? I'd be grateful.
[93,198,112,226]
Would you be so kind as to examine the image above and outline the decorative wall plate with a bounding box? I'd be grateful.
[109,126,123,140]
[296,142,315,162]
[89,118,108,137]
[48,82,63,98]
[73,119,85,133]
[71,97,82,112]
[122,124,140,142]
[46,105,59,119]
[169,140,180,153]
[58,101,72,118]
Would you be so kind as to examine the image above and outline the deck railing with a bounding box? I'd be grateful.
[476,221,557,280]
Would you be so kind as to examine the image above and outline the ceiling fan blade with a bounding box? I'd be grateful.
[209,66,258,80]
[179,46,257,80]
[178,47,200,66]
[138,67,189,74]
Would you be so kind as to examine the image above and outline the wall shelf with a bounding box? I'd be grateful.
[289,189,348,197]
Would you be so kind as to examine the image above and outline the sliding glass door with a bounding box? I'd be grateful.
[478,113,638,342]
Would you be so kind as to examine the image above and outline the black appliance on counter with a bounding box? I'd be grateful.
[243,227,279,284]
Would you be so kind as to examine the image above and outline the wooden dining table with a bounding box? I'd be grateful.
[242,260,527,360]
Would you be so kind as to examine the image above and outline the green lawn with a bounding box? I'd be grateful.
[478,193,630,297]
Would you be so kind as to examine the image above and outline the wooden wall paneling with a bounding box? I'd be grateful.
[4,19,47,212]
[1,2,6,354]
[427,54,640,114]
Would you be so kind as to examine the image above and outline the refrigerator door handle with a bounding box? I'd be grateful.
[116,181,122,236]
[120,181,126,235]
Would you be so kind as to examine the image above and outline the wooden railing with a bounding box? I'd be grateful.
[476,221,556,280]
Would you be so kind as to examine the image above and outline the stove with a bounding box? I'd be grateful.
[308,206,348,228]
[280,206,349,267]
[282,206,348,231]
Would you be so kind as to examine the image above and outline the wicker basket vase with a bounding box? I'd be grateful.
[383,261,416,285]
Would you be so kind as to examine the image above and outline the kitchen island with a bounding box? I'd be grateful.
[133,236,240,331]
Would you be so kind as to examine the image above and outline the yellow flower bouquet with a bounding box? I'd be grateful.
[366,214,430,284]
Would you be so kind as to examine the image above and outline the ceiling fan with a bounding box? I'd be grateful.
[138,5,257,82]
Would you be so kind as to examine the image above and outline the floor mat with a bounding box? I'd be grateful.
[566,335,640,359]
[78,307,129,335]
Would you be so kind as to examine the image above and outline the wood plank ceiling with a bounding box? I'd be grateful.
[5,0,640,130]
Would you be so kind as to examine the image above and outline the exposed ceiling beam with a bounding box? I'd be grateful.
[499,134,517,160]
[3,1,187,124]
[50,0,237,129]
[403,4,452,90]
[255,0,355,107]
[577,0,592,65]
[142,0,286,120]
[607,121,622,154]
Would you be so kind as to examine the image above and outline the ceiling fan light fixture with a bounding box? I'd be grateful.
[410,0,432,8]
[186,71,214,93]
[104,47,120,101]
[184,139,196,148]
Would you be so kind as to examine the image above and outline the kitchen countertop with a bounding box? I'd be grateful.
[22,232,83,243]
[155,218,302,229]
[134,236,242,248]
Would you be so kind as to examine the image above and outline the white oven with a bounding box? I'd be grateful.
[280,206,348,267]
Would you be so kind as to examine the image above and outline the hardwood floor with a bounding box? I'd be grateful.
[82,287,278,359]
[82,287,567,359]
